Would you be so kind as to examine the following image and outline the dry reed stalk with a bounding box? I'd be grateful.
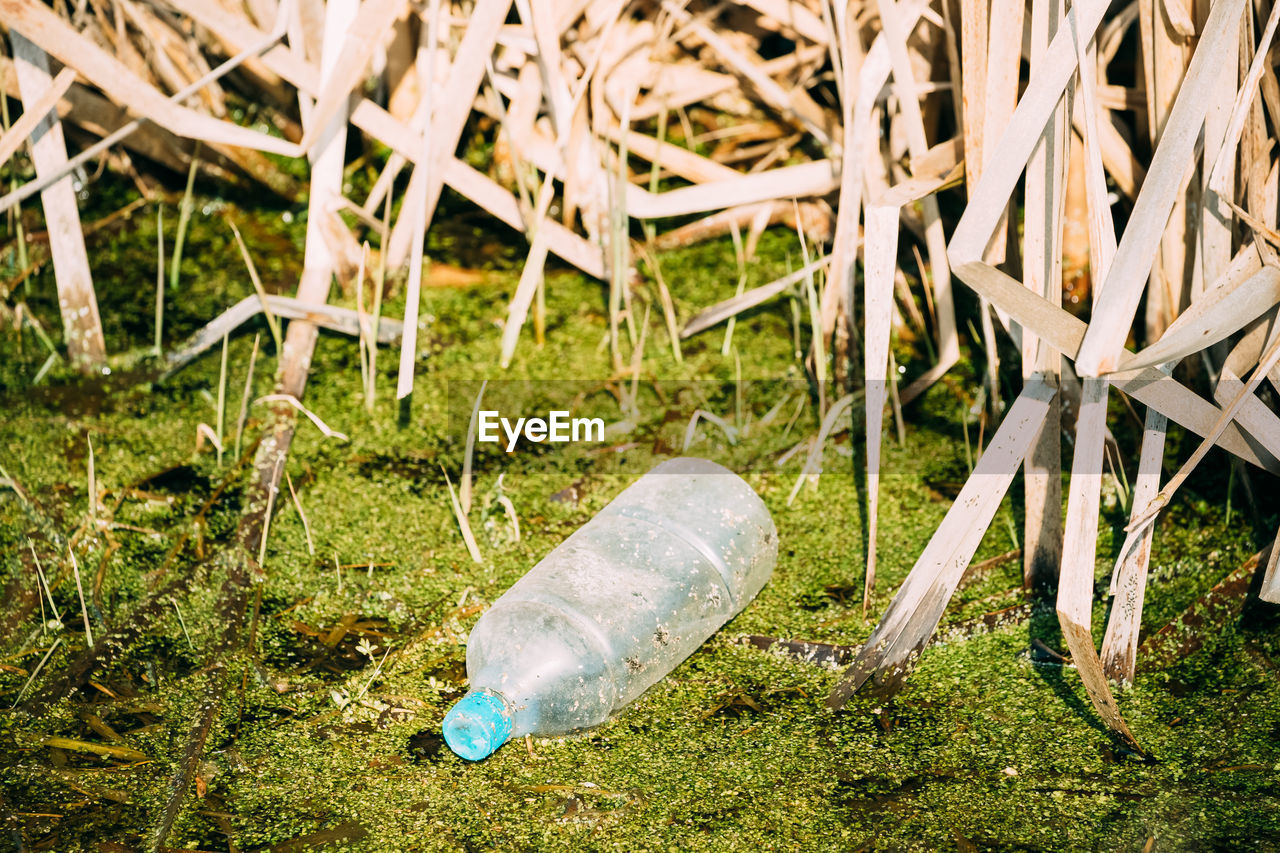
[1136,0,1190,343]
[863,204,900,613]
[285,471,314,556]
[10,32,105,372]
[442,465,483,564]
[394,0,442,400]
[1099,403,1167,684]
[1074,0,1249,376]
[828,377,1058,707]
[1262,534,1280,604]
[227,219,283,352]
[0,64,74,168]
[497,0,624,367]
[1212,322,1280,492]
[153,204,163,355]
[1050,2,1133,746]
[1020,0,1066,592]
[386,0,510,270]
[823,0,860,346]
[878,0,960,377]
[162,293,402,379]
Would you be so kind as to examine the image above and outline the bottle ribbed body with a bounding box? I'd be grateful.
[463,457,777,738]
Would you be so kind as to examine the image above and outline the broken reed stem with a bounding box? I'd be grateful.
[30,542,62,626]
[608,158,627,372]
[257,457,283,569]
[86,435,96,529]
[1127,333,1280,539]
[254,395,349,441]
[285,472,314,556]
[643,246,683,364]
[441,465,483,563]
[0,92,30,278]
[68,549,93,648]
[395,0,442,401]
[172,601,195,650]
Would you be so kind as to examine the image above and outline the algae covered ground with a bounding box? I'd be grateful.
[2,185,1280,852]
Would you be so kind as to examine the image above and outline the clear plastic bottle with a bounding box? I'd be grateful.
[442,457,777,760]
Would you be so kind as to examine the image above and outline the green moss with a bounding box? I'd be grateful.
[1,187,1278,852]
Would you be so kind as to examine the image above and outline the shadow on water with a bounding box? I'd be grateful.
[1025,606,1120,746]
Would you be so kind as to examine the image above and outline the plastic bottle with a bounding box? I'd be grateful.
[442,457,777,760]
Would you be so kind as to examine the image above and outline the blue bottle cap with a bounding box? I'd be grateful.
[442,690,513,761]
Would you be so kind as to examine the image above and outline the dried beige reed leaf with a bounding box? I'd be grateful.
[1124,249,1280,372]
[1127,331,1280,538]
[828,378,1058,709]
[1205,0,1280,200]
[0,7,291,215]
[680,255,830,338]
[0,0,299,156]
[877,0,960,372]
[497,0,629,369]
[161,294,403,379]
[254,395,350,442]
[978,0,1023,264]
[1073,0,1249,376]
[441,465,483,565]
[1261,533,1280,604]
[296,0,407,153]
[277,0,359,410]
[0,64,75,169]
[1052,23,1141,747]
[1213,320,1280,459]
[395,0,442,401]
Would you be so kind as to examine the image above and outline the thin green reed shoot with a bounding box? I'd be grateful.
[235,332,261,461]
[722,221,747,357]
[642,103,669,246]
[154,205,164,356]
[169,147,200,292]
[216,331,229,467]
[357,246,369,405]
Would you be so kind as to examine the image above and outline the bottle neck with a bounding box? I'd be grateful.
[442,689,513,760]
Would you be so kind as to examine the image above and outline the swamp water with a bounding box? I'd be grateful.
[0,189,1278,851]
